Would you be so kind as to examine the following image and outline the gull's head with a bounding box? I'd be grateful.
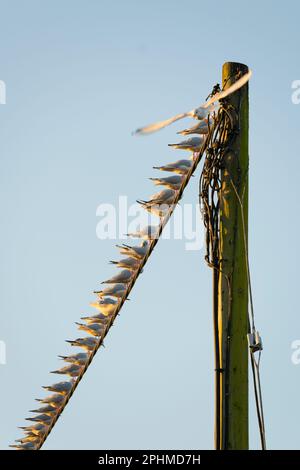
[193,106,208,120]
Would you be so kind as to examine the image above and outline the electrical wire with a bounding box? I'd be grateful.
[230,177,266,450]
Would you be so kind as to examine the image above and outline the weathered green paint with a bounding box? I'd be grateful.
[218,62,249,449]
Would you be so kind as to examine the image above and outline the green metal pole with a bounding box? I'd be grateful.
[217,62,249,449]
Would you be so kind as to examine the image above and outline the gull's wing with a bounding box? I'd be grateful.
[203,69,252,108]
[133,112,192,135]
[133,69,252,135]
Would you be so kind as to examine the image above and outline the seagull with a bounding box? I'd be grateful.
[19,422,49,435]
[25,414,52,425]
[51,364,83,377]
[66,336,98,351]
[149,174,184,190]
[15,435,40,444]
[109,257,141,271]
[133,70,252,135]
[42,381,73,395]
[137,189,176,207]
[137,189,176,217]
[125,225,159,240]
[116,240,149,260]
[58,352,90,365]
[80,313,111,324]
[29,405,58,415]
[10,441,38,450]
[137,201,172,218]
[90,297,118,315]
[168,136,205,151]
[153,159,193,174]
[35,394,65,406]
[76,322,105,337]
[95,283,127,299]
[101,269,133,285]
[177,119,210,136]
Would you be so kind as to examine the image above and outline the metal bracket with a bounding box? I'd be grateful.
[247,331,263,353]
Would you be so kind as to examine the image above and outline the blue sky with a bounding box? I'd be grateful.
[0,0,300,449]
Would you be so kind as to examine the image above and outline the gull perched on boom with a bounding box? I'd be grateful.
[109,256,141,271]
[149,174,184,190]
[101,269,133,284]
[94,283,127,299]
[153,159,193,174]
[168,136,205,151]
[58,352,90,365]
[125,225,159,240]
[42,381,73,394]
[116,240,149,260]
[177,119,210,135]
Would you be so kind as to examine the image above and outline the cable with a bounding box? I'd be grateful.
[230,179,266,450]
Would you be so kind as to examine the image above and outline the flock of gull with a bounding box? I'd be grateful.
[11,70,251,449]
